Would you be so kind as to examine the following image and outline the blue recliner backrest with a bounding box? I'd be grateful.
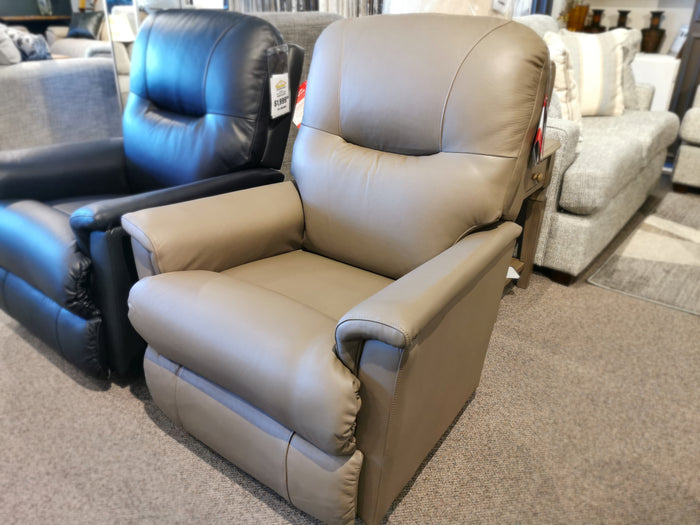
[123,10,287,192]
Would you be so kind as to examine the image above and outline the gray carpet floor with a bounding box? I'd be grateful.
[2,270,699,524]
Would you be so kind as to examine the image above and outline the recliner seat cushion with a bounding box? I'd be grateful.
[223,249,393,320]
[128,269,364,456]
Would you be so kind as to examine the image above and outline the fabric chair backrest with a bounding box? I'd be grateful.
[123,10,287,192]
[292,14,549,279]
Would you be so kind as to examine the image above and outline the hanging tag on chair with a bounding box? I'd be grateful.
[530,94,547,166]
[267,44,290,119]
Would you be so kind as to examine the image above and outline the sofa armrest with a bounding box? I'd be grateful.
[534,118,581,266]
[0,138,128,201]
[636,83,655,111]
[46,25,69,45]
[679,108,700,145]
[120,180,303,278]
[545,117,579,176]
[335,222,521,373]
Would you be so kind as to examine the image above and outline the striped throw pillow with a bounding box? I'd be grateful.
[559,29,627,117]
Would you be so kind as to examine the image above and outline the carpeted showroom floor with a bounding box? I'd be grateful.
[1,187,699,524]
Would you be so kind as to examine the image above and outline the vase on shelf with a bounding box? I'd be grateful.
[615,10,630,29]
[641,11,665,53]
[585,8,606,33]
[36,0,53,16]
[567,4,589,32]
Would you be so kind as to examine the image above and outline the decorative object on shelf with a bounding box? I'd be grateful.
[616,10,630,29]
[36,0,53,16]
[562,1,589,32]
[641,11,666,53]
[585,9,606,33]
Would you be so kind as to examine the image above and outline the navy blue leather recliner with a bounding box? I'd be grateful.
[0,10,303,377]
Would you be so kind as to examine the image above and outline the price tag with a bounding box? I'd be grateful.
[270,73,290,119]
[293,81,307,128]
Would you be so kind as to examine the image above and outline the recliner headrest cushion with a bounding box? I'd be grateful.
[129,10,283,117]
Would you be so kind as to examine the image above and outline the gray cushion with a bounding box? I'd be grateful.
[583,110,680,163]
[680,107,700,144]
[559,132,644,215]
[50,37,104,58]
[559,111,680,215]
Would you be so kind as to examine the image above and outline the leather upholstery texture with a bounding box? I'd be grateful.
[125,13,549,524]
[295,14,549,278]
[125,10,299,192]
[0,10,302,377]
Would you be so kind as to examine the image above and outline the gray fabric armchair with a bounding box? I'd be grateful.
[123,14,549,524]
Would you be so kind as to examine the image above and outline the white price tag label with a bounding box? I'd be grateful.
[270,73,290,119]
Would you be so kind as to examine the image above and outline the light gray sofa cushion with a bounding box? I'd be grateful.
[559,111,679,215]
[583,110,680,163]
[50,37,107,58]
[0,57,122,151]
[679,107,700,144]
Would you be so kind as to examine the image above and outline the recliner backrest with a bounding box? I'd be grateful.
[124,10,288,192]
[292,14,549,279]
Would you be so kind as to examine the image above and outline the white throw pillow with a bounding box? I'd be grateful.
[559,29,626,117]
[543,31,582,124]
[0,24,21,66]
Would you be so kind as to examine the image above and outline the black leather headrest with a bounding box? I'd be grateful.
[123,10,289,192]
[129,10,283,117]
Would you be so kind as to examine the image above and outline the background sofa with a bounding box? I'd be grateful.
[0,57,122,150]
[516,15,680,281]
[672,85,700,191]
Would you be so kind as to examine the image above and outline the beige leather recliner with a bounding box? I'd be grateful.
[122,14,550,525]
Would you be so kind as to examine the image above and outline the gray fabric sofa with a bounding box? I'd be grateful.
[672,86,700,190]
[0,57,122,151]
[517,15,680,280]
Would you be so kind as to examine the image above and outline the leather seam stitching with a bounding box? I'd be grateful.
[202,19,243,114]
[223,274,337,323]
[439,20,509,152]
[300,123,517,158]
[142,14,156,102]
[173,364,184,428]
[120,216,161,274]
[284,432,295,506]
[337,20,346,138]
[371,348,404,521]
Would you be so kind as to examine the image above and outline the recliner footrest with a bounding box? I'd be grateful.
[144,348,362,525]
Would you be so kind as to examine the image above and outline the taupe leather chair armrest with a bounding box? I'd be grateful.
[335,222,521,373]
[121,181,304,278]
